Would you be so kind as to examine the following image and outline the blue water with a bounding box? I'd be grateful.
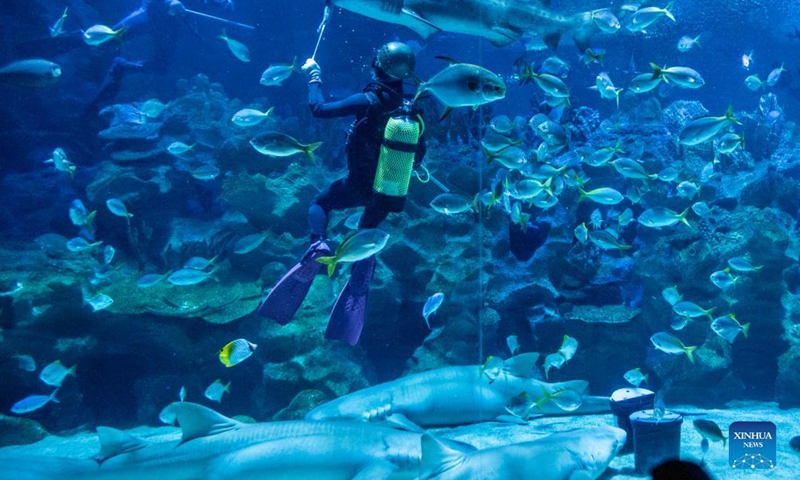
[1,0,800,477]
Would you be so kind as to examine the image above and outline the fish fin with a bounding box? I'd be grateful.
[305,142,322,163]
[351,461,398,480]
[158,402,242,443]
[495,414,529,425]
[316,256,336,265]
[438,107,454,121]
[678,207,691,227]
[547,379,589,396]
[741,322,751,338]
[684,346,697,363]
[420,433,468,480]
[400,8,442,35]
[95,427,148,464]
[482,145,495,164]
[434,55,458,65]
[663,2,676,21]
[503,352,541,378]
[385,413,424,433]
[726,105,742,125]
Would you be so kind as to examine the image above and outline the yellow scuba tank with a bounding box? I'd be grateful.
[373,110,423,197]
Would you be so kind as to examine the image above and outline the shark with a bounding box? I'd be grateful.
[421,425,627,480]
[0,402,437,480]
[0,401,624,480]
[327,0,597,50]
[306,353,612,431]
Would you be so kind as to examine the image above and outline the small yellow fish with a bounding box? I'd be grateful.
[219,339,257,367]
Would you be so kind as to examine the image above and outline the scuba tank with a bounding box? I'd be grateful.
[373,101,424,197]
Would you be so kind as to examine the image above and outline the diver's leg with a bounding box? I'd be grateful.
[258,178,362,324]
[309,177,366,241]
[326,194,401,345]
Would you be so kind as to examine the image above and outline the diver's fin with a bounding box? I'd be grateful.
[257,240,331,324]
[95,427,148,464]
[159,402,242,443]
[385,413,424,433]
[503,352,541,378]
[326,256,376,345]
[420,433,468,479]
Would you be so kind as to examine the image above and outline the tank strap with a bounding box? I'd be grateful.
[382,138,418,153]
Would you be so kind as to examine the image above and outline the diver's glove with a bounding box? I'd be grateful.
[168,0,186,16]
[302,58,322,84]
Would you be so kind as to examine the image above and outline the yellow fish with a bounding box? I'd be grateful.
[219,339,257,367]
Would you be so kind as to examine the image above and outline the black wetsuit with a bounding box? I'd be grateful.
[307,79,426,241]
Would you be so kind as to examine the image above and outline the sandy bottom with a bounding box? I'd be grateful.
[2,401,798,479]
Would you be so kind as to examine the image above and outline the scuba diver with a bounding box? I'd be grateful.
[258,42,426,346]
[89,0,235,110]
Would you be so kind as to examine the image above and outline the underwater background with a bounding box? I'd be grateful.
[2,0,800,478]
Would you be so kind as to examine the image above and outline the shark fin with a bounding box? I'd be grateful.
[503,352,541,378]
[549,379,589,395]
[351,461,398,480]
[420,434,469,479]
[571,12,596,52]
[159,402,243,443]
[385,413,425,433]
[95,427,148,464]
[489,26,520,47]
[401,8,443,34]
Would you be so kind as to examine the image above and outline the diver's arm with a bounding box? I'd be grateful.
[309,85,371,118]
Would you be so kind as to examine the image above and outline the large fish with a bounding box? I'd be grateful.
[0,59,61,88]
[306,354,611,430]
[421,426,626,480]
[329,0,596,50]
[0,402,435,480]
[0,402,623,480]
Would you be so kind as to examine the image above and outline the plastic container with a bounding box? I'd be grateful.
[630,410,683,474]
[609,388,655,453]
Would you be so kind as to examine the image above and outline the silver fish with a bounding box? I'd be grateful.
[167,268,217,286]
[10,390,59,415]
[204,379,230,403]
